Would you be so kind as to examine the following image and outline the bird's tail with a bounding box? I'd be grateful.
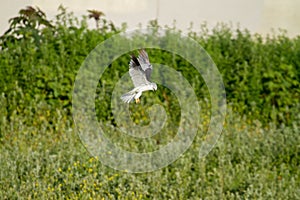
[121,91,135,103]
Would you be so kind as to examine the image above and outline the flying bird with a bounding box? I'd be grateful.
[121,49,157,103]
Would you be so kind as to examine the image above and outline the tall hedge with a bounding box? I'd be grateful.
[0,6,299,126]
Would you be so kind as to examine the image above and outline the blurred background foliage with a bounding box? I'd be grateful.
[1,6,299,126]
[0,6,299,199]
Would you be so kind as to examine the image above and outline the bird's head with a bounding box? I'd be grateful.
[152,83,157,91]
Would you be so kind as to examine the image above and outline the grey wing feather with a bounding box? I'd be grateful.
[129,56,149,87]
[137,49,153,81]
[144,68,152,82]
[128,49,153,87]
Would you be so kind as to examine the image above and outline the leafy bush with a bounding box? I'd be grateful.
[1,7,299,125]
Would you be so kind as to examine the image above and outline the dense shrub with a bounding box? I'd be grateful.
[1,7,299,125]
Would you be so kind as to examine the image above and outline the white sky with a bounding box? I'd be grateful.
[1,0,299,36]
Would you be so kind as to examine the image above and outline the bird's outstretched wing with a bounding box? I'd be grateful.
[137,49,152,81]
[129,49,152,87]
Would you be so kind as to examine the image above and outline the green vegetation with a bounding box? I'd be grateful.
[0,6,299,199]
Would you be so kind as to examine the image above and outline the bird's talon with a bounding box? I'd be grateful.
[135,98,140,104]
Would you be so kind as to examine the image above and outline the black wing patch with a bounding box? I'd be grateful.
[130,54,140,68]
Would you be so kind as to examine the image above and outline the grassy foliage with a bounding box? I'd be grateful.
[0,6,300,199]
[1,105,299,199]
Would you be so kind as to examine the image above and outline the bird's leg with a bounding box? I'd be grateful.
[135,98,140,104]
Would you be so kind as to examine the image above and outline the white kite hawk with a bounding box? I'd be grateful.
[121,49,157,103]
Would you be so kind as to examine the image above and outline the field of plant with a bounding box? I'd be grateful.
[0,6,300,199]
